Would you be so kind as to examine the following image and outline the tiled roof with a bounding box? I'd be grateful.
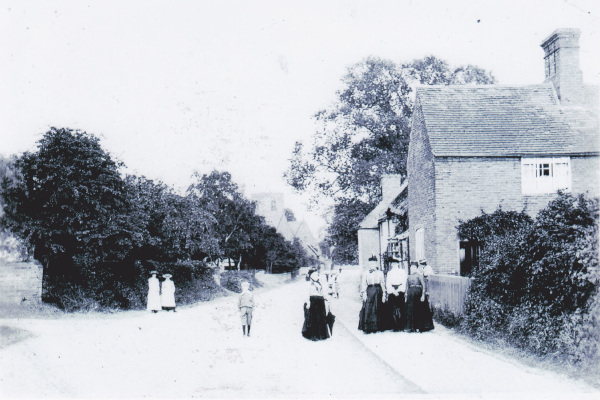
[416,84,599,156]
[359,181,407,229]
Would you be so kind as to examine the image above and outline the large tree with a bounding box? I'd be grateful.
[187,170,267,267]
[124,175,218,262]
[0,127,138,275]
[286,56,495,263]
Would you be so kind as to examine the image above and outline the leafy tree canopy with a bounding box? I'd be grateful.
[0,127,136,272]
[286,56,495,259]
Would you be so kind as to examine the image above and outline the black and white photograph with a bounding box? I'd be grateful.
[1,1,599,399]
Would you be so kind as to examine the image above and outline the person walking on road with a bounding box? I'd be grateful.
[385,259,408,331]
[161,273,176,312]
[147,271,161,313]
[238,281,254,337]
[302,269,332,341]
[358,255,387,333]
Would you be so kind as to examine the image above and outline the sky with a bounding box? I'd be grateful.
[1,0,599,237]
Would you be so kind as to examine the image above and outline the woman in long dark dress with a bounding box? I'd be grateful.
[358,256,387,333]
[417,259,435,332]
[302,269,331,341]
[405,261,426,332]
[385,259,408,331]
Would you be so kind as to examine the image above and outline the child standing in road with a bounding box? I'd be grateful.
[238,281,254,337]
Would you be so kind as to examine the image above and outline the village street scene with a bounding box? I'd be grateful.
[1,1,600,399]
[1,268,598,398]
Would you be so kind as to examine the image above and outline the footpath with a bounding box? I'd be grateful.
[330,266,599,398]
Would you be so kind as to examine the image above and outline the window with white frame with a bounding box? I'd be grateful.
[415,227,425,261]
[521,157,570,194]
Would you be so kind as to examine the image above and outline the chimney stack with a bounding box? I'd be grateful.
[541,28,584,105]
[380,174,403,199]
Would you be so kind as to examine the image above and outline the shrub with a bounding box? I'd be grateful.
[219,270,262,293]
[432,304,463,328]
[458,192,599,373]
[42,260,225,312]
[524,193,598,316]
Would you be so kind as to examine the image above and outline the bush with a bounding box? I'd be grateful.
[219,270,262,293]
[42,260,225,312]
[461,296,508,340]
[432,304,463,328]
[458,192,599,373]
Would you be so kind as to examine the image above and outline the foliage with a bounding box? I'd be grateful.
[1,128,310,312]
[286,56,495,260]
[524,192,598,316]
[457,208,533,244]
[125,175,219,262]
[431,304,463,328]
[219,270,262,293]
[459,192,599,371]
[188,170,261,263]
[326,198,374,264]
[188,170,311,273]
[1,128,138,274]
[42,261,224,312]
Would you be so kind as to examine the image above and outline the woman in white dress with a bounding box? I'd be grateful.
[147,271,161,313]
[161,273,176,312]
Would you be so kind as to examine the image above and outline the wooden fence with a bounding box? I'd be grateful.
[427,274,471,315]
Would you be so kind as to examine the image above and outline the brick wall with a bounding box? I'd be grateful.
[0,262,43,306]
[571,155,600,198]
[432,155,599,274]
[407,101,438,270]
[357,228,379,270]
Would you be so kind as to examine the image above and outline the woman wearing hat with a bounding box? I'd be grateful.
[405,261,426,332]
[358,255,387,333]
[147,271,161,313]
[161,273,176,312]
[385,259,408,331]
[301,269,331,341]
[417,260,435,332]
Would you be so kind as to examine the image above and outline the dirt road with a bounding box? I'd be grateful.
[0,268,598,399]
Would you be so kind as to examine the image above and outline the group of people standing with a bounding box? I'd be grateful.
[146,259,432,340]
[358,256,434,334]
[146,271,177,312]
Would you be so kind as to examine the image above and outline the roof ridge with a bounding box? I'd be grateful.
[415,83,554,91]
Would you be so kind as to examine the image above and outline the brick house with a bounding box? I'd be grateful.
[407,28,599,276]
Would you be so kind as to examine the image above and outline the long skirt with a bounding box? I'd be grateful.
[419,294,435,332]
[405,286,422,332]
[405,286,435,332]
[358,284,384,333]
[387,292,406,331]
[302,296,330,341]
[147,290,161,312]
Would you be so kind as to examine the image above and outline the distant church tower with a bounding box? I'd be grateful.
[250,192,320,258]
[251,193,285,227]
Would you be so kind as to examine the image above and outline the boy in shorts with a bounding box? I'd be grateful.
[238,281,254,336]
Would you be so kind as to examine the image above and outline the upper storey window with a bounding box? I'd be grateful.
[522,157,570,194]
